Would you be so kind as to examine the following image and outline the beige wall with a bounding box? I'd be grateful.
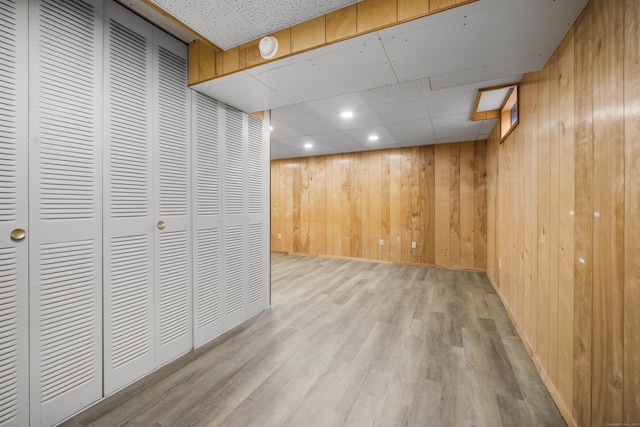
[271,142,487,270]
[486,0,640,425]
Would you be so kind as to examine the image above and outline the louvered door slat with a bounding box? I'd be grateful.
[103,1,155,395]
[28,0,103,425]
[0,1,28,424]
[192,92,223,347]
[154,29,192,366]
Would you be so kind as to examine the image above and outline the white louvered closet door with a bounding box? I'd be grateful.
[0,1,29,426]
[103,0,155,395]
[221,107,249,329]
[192,93,223,347]
[153,29,193,366]
[28,0,104,425]
[246,114,270,317]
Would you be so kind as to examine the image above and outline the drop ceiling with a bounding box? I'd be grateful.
[146,0,589,159]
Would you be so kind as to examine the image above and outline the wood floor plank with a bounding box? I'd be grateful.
[63,254,566,427]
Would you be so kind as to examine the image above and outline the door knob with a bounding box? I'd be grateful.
[157,221,165,230]
[11,229,26,241]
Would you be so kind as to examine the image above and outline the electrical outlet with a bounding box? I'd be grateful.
[277,233,282,240]
[411,241,416,249]
[499,258,502,269]
[379,239,384,246]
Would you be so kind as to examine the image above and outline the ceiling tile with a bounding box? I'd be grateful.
[306,93,384,130]
[432,113,483,140]
[359,79,430,125]
[271,103,337,135]
[195,74,293,112]
[385,119,436,145]
[255,38,398,103]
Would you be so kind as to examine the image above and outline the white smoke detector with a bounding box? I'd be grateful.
[259,36,278,60]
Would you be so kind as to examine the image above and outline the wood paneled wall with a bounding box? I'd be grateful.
[271,142,487,270]
[486,0,639,425]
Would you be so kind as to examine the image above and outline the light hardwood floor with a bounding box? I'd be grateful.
[63,254,566,427]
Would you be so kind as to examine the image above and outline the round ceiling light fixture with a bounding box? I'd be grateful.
[259,36,278,59]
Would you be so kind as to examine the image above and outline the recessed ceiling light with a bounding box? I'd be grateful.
[304,142,313,149]
[368,134,379,142]
[340,111,354,119]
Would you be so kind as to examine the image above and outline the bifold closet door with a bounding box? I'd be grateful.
[247,114,270,317]
[221,108,270,328]
[0,1,29,426]
[192,93,223,347]
[28,0,104,425]
[153,30,193,366]
[103,0,155,395]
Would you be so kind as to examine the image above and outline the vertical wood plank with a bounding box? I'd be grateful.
[361,152,371,259]
[326,156,334,256]
[308,157,317,254]
[516,109,525,326]
[342,154,352,257]
[390,150,402,262]
[326,5,357,43]
[435,144,451,266]
[332,155,343,256]
[591,0,625,424]
[188,41,200,85]
[279,160,287,252]
[557,27,576,409]
[270,161,279,251]
[351,153,362,258]
[449,143,461,267]
[401,147,413,262]
[536,63,551,372]
[316,156,328,255]
[430,0,467,13]
[357,0,397,33]
[291,16,326,52]
[411,146,426,264]
[425,145,436,265]
[474,141,487,269]
[460,141,475,269]
[370,150,383,260]
[521,73,534,340]
[285,160,294,253]
[381,150,392,261]
[548,49,561,385]
[529,70,539,351]
[222,47,239,75]
[624,0,640,423]
[573,4,594,424]
[398,0,430,21]
[295,158,310,253]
